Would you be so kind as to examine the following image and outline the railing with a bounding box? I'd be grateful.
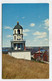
[11,39,25,42]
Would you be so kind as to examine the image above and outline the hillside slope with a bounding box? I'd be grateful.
[2,54,49,79]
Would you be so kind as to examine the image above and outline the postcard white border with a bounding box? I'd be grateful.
[0,0,52,81]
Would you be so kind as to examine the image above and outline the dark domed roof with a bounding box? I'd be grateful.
[13,22,23,30]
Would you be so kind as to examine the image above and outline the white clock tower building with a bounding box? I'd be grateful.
[11,22,25,51]
[9,21,31,60]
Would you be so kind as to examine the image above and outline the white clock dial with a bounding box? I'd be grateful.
[17,36,21,39]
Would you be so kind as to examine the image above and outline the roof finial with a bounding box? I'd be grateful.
[17,21,19,25]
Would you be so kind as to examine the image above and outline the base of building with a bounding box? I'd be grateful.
[8,51,31,60]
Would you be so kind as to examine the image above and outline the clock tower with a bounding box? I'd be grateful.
[11,22,25,51]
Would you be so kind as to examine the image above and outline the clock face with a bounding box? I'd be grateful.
[17,35,22,40]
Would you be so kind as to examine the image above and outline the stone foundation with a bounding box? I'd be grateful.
[8,51,31,60]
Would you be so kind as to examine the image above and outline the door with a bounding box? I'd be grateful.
[18,44,20,48]
[14,44,17,50]
[18,44,21,50]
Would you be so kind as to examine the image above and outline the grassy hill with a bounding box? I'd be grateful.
[2,54,49,79]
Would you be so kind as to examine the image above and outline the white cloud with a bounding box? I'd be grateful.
[23,29,30,36]
[26,40,31,43]
[37,35,46,38]
[39,19,49,30]
[44,19,49,27]
[4,26,12,30]
[6,40,10,43]
[33,31,47,38]
[44,19,49,30]
[23,29,30,32]
[33,31,40,35]
[33,31,47,36]
[7,35,13,38]
[44,38,48,41]
[3,41,10,47]
[26,39,48,46]
[44,27,49,30]
[26,40,33,46]
[30,23,35,27]
[39,25,41,27]
[22,17,25,19]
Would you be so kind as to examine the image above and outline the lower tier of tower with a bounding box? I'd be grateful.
[11,41,25,51]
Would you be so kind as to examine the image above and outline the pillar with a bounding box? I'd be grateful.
[11,42,14,50]
[17,43,18,50]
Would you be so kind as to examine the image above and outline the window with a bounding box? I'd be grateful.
[18,29,20,34]
[14,36,16,40]
[14,30,16,34]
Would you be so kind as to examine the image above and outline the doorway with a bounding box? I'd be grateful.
[18,44,20,48]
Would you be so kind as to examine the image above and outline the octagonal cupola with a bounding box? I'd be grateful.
[13,22,23,35]
[13,22,23,41]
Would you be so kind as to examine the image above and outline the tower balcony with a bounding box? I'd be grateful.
[11,39,25,43]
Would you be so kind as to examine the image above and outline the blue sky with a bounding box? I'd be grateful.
[2,4,49,47]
